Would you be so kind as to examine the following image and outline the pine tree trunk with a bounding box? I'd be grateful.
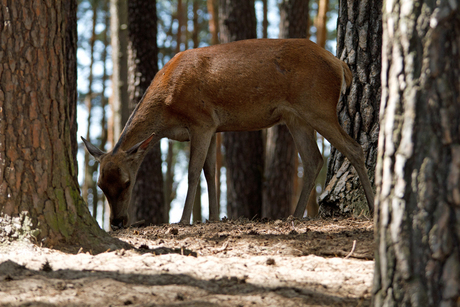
[262,0,309,219]
[82,0,99,218]
[110,0,130,142]
[164,140,175,222]
[219,0,263,220]
[176,0,184,54]
[319,0,382,216]
[262,0,268,39]
[65,0,79,181]
[207,0,219,45]
[127,0,165,226]
[0,0,125,252]
[373,2,460,305]
[207,0,221,218]
[192,0,199,48]
[315,0,329,48]
[99,0,110,228]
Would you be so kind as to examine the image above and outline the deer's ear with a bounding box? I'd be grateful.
[81,137,105,162]
[126,134,155,156]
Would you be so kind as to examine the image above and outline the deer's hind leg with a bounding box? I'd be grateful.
[312,116,374,214]
[203,133,219,221]
[285,120,323,218]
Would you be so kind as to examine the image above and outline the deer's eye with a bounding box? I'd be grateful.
[123,180,131,189]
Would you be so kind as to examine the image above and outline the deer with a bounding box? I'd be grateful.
[82,38,375,229]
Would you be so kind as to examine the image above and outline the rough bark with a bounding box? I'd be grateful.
[127,0,165,226]
[262,0,309,219]
[219,0,263,220]
[278,0,309,39]
[0,0,125,253]
[319,0,382,216]
[373,1,460,306]
[64,0,79,180]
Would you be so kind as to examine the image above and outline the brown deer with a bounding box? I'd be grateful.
[82,39,374,228]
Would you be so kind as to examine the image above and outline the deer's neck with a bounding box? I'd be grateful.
[112,100,164,153]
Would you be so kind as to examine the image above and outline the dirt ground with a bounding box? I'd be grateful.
[0,217,375,307]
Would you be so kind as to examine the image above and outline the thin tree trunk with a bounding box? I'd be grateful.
[262,0,268,38]
[176,0,184,54]
[192,0,199,48]
[373,2,460,305]
[319,0,382,216]
[208,0,221,218]
[0,0,125,252]
[127,0,165,226]
[110,0,130,143]
[82,0,99,212]
[100,0,110,229]
[219,0,262,220]
[207,0,219,45]
[263,0,310,219]
[184,0,189,50]
[164,140,175,222]
[65,0,79,181]
[315,0,329,48]
[215,133,223,216]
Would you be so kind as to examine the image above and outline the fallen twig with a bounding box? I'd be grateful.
[345,240,357,259]
[130,220,146,227]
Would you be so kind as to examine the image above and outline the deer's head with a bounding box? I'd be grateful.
[81,135,154,229]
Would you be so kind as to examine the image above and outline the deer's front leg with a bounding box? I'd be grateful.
[180,129,215,225]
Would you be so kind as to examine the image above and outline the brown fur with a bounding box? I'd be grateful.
[83,39,374,227]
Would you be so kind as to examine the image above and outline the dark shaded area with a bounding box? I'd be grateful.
[113,217,374,260]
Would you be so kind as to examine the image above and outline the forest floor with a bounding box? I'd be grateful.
[0,217,375,307]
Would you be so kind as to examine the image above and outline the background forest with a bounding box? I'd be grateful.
[1,1,458,305]
[77,0,338,230]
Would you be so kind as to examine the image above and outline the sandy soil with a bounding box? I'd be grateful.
[0,217,374,306]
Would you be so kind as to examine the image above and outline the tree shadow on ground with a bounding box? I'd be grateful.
[0,259,370,307]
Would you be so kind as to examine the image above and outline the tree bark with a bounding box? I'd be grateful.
[82,0,99,218]
[110,0,130,143]
[262,0,310,219]
[192,0,199,48]
[262,0,268,38]
[207,0,219,45]
[99,0,110,228]
[176,0,184,54]
[207,0,221,218]
[127,0,165,226]
[64,0,79,180]
[219,0,263,220]
[319,0,382,216]
[0,0,125,253]
[315,0,329,48]
[373,1,460,305]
